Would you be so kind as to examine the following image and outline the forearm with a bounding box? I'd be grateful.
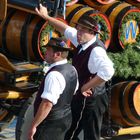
[45,16,69,33]
[81,75,105,93]
[31,99,53,128]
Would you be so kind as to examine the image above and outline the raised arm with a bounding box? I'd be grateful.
[35,4,69,34]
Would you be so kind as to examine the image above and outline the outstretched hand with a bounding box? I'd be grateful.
[35,4,49,19]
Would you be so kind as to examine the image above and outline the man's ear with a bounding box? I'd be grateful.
[54,51,62,58]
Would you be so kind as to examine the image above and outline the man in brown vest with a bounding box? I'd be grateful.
[28,37,78,140]
[35,4,114,140]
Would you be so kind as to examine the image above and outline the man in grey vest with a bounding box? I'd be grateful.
[28,37,78,140]
[35,4,114,140]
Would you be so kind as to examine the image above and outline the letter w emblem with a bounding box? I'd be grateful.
[125,21,138,41]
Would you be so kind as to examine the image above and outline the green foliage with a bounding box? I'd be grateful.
[40,25,55,55]
[40,25,54,46]
[108,46,140,79]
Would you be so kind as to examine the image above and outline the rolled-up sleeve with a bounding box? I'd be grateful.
[64,26,78,47]
[88,47,114,81]
[41,71,66,105]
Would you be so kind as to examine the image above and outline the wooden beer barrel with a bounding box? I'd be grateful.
[66,0,79,7]
[0,8,69,61]
[37,18,70,60]
[125,0,140,9]
[111,81,140,127]
[0,0,7,23]
[83,0,115,5]
[66,4,112,49]
[1,9,29,60]
[7,0,38,15]
[66,4,84,23]
[0,8,43,61]
[92,1,140,51]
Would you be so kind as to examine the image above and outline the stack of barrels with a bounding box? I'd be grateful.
[83,0,140,51]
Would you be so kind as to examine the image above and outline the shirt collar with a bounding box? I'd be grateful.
[81,36,96,51]
[49,59,68,70]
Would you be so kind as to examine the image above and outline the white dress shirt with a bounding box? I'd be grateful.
[64,26,114,81]
[41,59,78,105]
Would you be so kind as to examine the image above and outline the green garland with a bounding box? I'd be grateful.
[40,25,61,56]
[108,46,140,79]
[40,25,54,55]
[92,16,110,43]
[119,12,140,48]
